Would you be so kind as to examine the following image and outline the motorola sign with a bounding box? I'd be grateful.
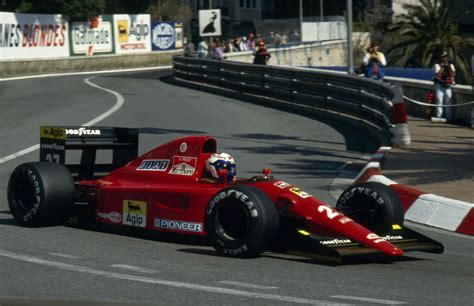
[199,9,221,37]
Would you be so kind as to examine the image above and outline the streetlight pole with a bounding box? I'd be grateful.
[299,0,303,43]
[320,0,323,22]
[347,0,353,74]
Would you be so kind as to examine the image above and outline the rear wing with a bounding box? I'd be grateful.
[40,126,138,180]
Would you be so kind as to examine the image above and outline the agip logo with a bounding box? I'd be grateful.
[122,200,147,227]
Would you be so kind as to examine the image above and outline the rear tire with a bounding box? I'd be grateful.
[205,185,279,258]
[335,182,404,234]
[8,162,75,227]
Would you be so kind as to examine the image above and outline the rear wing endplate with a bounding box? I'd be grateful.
[40,126,138,180]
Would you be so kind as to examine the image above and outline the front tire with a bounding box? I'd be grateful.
[335,182,404,234]
[205,185,279,258]
[8,162,75,227]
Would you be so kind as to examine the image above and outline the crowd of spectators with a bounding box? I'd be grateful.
[184,33,261,60]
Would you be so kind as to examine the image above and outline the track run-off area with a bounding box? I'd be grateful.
[0,68,472,305]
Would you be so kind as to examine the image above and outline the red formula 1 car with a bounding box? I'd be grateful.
[7,127,443,261]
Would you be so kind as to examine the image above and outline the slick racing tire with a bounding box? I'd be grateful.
[205,185,279,258]
[8,162,75,227]
[335,182,404,235]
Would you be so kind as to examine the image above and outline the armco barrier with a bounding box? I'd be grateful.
[173,56,408,147]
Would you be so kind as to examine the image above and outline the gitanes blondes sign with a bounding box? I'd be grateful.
[0,12,69,59]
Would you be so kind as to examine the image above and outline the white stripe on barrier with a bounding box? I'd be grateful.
[406,194,474,231]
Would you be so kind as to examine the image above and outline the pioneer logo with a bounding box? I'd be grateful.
[65,128,101,136]
[154,218,203,232]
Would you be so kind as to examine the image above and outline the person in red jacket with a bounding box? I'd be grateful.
[253,41,271,65]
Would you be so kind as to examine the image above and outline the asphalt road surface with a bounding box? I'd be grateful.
[0,69,472,305]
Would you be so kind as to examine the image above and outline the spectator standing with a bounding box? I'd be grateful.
[247,33,256,50]
[363,43,386,80]
[240,36,249,51]
[183,38,196,57]
[281,33,288,46]
[253,41,271,65]
[197,38,209,59]
[215,42,226,60]
[432,51,456,121]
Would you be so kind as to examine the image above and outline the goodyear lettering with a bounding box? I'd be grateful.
[339,187,385,206]
[154,218,203,232]
[222,245,248,255]
[23,168,41,221]
[320,239,352,245]
[65,128,101,136]
[206,189,258,218]
[40,143,65,151]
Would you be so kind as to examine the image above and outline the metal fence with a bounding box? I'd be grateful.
[173,56,396,145]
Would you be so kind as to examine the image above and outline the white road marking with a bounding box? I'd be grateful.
[217,280,278,290]
[0,77,125,164]
[110,264,157,274]
[48,253,80,259]
[331,295,407,304]
[0,249,351,305]
[0,66,172,82]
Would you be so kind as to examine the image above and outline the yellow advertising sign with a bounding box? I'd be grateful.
[40,127,66,140]
[122,199,147,227]
[118,20,128,42]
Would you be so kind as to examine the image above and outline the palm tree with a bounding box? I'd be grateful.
[385,0,473,82]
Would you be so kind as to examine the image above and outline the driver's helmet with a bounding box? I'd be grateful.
[206,153,236,181]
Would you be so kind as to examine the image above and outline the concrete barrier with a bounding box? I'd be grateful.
[0,50,182,78]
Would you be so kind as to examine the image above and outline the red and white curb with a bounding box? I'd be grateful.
[354,147,474,236]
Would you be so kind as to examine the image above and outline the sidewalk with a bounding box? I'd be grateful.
[382,117,474,204]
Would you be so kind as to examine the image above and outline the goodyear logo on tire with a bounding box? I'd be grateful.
[123,200,147,227]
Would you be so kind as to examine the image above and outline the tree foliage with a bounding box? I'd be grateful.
[146,0,192,23]
[10,0,105,21]
[385,0,473,82]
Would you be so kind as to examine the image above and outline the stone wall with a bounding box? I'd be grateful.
[225,40,347,67]
[0,50,181,78]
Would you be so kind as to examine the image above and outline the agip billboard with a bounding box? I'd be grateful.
[113,14,151,54]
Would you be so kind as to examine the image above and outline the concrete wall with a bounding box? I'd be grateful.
[0,50,181,78]
[225,40,347,67]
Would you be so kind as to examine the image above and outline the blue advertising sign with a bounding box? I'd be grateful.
[151,21,175,50]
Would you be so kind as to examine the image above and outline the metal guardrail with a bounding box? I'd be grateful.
[173,56,397,145]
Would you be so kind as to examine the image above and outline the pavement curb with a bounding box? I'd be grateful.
[354,147,474,236]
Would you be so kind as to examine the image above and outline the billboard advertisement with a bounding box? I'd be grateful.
[113,14,151,54]
[0,12,69,60]
[70,15,114,56]
[151,21,174,51]
[151,22,184,51]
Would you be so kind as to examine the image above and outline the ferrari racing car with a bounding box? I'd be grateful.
[7,126,444,261]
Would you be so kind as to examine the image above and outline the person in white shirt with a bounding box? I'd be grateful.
[433,51,456,121]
